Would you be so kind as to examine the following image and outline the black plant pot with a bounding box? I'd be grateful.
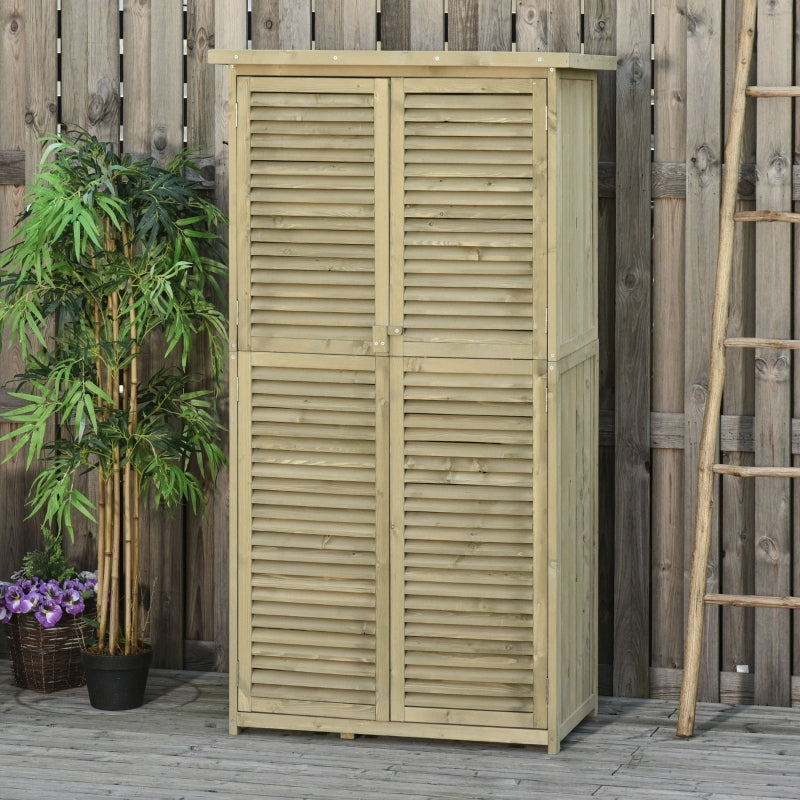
[80,647,153,710]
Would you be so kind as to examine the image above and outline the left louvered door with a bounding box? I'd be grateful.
[235,78,391,721]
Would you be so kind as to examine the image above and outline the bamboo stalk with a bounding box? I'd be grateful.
[109,443,121,655]
[677,0,757,739]
[132,471,140,648]
[96,467,110,648]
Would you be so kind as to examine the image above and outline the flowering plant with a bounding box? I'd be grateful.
[0,534,96,629]
[0,570,97,629]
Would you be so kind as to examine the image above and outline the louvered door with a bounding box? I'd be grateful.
[234,77,391,720]
[389,79,548,729]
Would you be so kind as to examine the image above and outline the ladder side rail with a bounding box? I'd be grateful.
[676,0,758,740]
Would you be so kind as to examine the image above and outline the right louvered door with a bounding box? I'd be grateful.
[388,79,548,730]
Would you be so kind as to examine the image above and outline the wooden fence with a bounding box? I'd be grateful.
[1,0,798,707]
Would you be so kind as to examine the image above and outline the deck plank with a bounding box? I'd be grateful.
[3,664,800,799]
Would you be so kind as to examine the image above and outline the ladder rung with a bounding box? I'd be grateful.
[725,336,800,349]
[734,210,800,224]
[746,85,800,97]
[713,464,800,478]
[705,593,800,609]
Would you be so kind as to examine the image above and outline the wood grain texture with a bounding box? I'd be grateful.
[0,0,42,586]
[683,0,722,704]
[315,0,376,50]
[721,2,756,683]
[122,0,150,156]
[613,0,651,699]
[86,0,120,144]
[60,0,88,133]
[184,0,218,662]
[794,0,800,681]
[584,0,615,680]
[0,149,23,184]
[381,0,443,50]
[650,0,685,677]
[214,0,246,677]
[448,0,511,51]
[251,0,312,49]
[516,0,580,53]
[7,674,800,799]
[754,0,793,708]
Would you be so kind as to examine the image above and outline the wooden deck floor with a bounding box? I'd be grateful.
[3,663,800,799]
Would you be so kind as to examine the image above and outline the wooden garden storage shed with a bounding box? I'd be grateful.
[211,50,613,754]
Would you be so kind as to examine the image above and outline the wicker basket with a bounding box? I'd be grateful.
[5,612,93,693]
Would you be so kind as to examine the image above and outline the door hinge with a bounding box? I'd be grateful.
[236,375,240,404]
[236,299,240,327]
[545,306,548,335]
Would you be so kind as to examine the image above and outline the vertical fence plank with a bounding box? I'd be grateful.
[0,1,40,591]
[448,0,511,51]
[142,0,186,669]
[86,0,120,144]
[183,0,218,670]
[584,0,616,693]
[252,0,312,49]
[516,0,580,52]
[316,0,377,49]
[381,0,443,50]
[754,0,793,708]
[650,0,686,677]
[213,0,247,673]
[60,3,100,579]
[613,0,651,698]
[150,0,182,163]
[60,0,88,133]
[721,0,755,678]
[684,0,722,703]
[794,0,800,681]
[123,0,151,159]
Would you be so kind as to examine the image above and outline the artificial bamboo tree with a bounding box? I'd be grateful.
[0,131,227,656]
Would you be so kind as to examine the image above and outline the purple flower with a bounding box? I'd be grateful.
[5,585,35,614]
[62,588,85,616]
[79,571,98,593]
[0,606,10,624]
[34,598,63,628]
[42,579,64,603]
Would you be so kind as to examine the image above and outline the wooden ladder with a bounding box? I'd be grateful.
[677,0,800,738]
